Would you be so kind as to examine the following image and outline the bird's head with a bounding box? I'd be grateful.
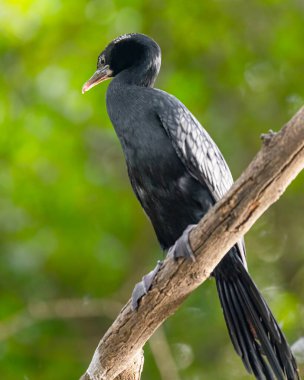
[82,33,161,93]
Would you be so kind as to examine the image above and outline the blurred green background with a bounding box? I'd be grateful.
[1,0,304,379]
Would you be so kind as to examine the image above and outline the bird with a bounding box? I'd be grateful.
[82,33,299,380]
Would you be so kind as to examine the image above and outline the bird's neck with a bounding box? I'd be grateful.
[115,56,160,88]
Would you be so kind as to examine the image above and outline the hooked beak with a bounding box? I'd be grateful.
[82,65,112,94]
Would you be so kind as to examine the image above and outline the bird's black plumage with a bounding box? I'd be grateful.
[83,33,299,379]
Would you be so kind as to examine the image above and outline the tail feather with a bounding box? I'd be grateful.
[217,279,250,368]
[227,279,276,379]
[237,279,298,380]
[221,279,269,379]
[233,280,284,380]
[215,250,299,380]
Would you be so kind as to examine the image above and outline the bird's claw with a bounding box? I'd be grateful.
[131,260,163,311]
[131,224,196,310]
[167,224,196,262]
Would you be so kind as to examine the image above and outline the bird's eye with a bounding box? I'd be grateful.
[99,57,105,65]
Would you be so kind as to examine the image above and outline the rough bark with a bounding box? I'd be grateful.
[115,352,144,380]
[80,107,304,380]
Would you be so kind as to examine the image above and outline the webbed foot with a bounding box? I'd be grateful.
[131,260,163,311]
[131,225,196,311]
[167,224,196,262]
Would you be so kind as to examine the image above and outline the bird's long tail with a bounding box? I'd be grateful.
[214,249,299,380]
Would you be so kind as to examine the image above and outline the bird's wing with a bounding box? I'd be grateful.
[156,94,233,200]
[154,91,247,266]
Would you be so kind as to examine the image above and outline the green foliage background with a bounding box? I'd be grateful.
[1,0,304,379]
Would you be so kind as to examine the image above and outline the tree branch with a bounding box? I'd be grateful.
[80,107,304,380]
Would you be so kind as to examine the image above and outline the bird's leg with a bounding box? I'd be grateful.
[131,260,163,311]
[167,224,196,262]
[131,225,196,311]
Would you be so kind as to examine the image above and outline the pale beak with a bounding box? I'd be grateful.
[82,65,112,94]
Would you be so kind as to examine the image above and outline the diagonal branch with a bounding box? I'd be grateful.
[80,106,304,380]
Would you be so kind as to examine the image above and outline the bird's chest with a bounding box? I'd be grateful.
[108,98,181,185]
[112,115,181,203]
[123,120,184,193]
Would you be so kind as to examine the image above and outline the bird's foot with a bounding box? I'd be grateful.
[131,225,196,311]
[167,224,196,262]
[131,260,163,311]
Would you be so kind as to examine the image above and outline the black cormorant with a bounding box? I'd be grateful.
[82,33,299,380]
